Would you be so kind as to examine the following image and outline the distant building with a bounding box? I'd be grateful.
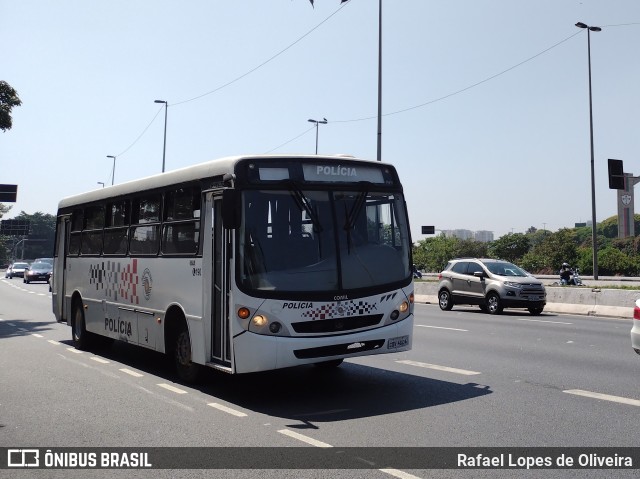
[443,229,473,240]
[442,229,494,243]
[474,230,494,243]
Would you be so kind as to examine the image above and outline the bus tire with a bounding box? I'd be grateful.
[174,321,201,383]
[72,300,93,350]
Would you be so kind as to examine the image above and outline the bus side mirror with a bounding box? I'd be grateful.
[222,189,240,229]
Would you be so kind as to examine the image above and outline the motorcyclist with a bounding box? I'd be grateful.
[559,262,573,285]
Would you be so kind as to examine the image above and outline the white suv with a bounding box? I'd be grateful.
[437,258,546,315]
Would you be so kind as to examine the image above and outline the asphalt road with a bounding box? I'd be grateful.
[1,278,638,479]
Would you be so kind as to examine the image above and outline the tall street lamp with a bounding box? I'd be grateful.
[308,118,327,154]
[576,21,601,279]
[97,182,105,188]
[106,155,116,185]
[154,100,168,172]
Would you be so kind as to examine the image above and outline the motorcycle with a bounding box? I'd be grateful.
[412,265,423,279]
[557,268,582,286]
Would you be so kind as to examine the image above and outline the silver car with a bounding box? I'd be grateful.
[5,262,30,279]
[632,299,640,356]
[437,258,546,315]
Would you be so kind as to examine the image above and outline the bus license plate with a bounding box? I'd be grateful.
[388,335,409,349]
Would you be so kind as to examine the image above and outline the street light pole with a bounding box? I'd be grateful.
[154,100,168,172]
[97,182,105,188]
[308,118,327,154]
[106,155,116,185]
[576,21,601,279]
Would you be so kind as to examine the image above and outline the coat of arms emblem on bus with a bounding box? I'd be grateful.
[142,268,153,300]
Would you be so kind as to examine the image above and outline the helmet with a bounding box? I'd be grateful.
[562,262,569,268]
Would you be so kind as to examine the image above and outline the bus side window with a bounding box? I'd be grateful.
[68,208,83,256]
[161,186,201,256]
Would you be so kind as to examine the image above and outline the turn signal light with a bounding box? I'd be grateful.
[238,307,251,319]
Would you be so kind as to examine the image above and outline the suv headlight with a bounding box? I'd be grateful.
[504,281,522,289]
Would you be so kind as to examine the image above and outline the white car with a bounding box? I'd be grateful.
[6,262,29,279]
[632,299,640,356]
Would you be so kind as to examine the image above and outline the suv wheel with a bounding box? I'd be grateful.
[528,307,543,316]
[438,289,453,311]
[485,292,503,315]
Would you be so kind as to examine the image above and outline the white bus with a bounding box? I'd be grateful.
[52,155,415,381]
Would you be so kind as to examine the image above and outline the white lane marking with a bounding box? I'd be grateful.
[48,340,61,345]
[513,318,573,325]
[6,323,15,327]
[37,293,47,297]
[66,348,83,354]
[32,333,44,338]
[416,325,468,332]
[157,383,188,395]
[397,360,481,376]
[564,389,640,407]
[380,469,423,479]
[277,430,422,478]
[90,357,110,364]
[207,402,248,417]
[277,429,333,448]
[119,368,143,378]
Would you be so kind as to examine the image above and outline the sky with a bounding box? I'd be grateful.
[2,0,639,241]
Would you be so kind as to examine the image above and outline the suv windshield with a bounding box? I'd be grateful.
[483,261,528,277]
[238,188,411,294]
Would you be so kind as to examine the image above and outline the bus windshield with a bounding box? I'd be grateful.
[238,187,411,294]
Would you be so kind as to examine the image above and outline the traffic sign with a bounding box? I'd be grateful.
[0,184,18,202]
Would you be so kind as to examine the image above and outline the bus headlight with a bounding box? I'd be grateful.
[252,315,268,327]
[238,307,251,319]
[399,301,409,313]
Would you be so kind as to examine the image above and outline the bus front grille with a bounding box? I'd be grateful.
[291,314,384,334]
[294,339,386,359]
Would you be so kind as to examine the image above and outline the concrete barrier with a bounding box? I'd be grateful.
[414,281,639,319]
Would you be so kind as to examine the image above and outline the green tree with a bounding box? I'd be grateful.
[0,81,22,132]
[457,238,488,258]
[12,211,56,260]
[488,233,530,263]
[413,235,460,272]
[598,246,636,276]
[520,228,578,273]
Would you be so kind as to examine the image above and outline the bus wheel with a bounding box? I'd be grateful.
[314,359,344,368]
[174,323,201,383]
[72,301,92,350]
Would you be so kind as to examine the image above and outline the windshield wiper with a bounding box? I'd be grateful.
[287,180,323,233]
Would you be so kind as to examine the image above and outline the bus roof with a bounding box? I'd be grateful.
[57,154,389,211]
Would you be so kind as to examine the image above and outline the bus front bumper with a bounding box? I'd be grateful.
[232,315,414,374]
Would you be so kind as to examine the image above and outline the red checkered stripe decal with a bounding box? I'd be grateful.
[88,259,140,305]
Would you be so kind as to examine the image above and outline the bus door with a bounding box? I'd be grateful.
[204,192,232,369]
[53,215,70,322]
